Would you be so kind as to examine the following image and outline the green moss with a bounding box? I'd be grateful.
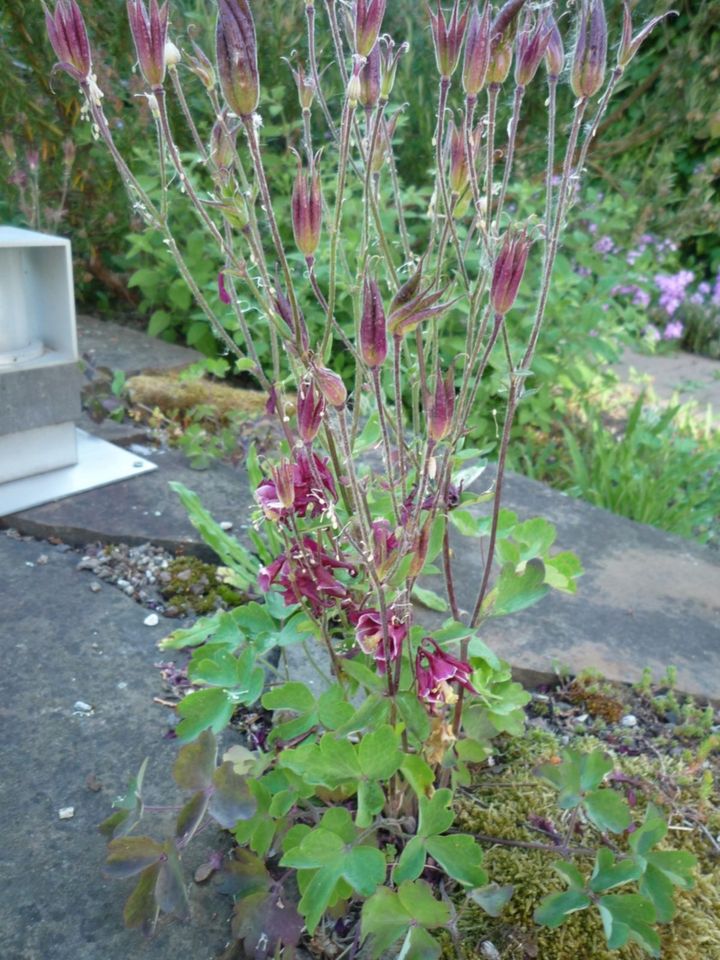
[160,556,247,615]
[448,731,720,960]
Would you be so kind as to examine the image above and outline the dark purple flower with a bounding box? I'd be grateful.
[127,0,169,89]
[462,1,492,97]
[216,0,259,118]
[351,608,407,673]
[428,363,455,442]
[291,151,323,261]
[297,380,325,444]
[571,0,607,100]
[355,0,387,58]
[490,229,531,315]
[259,538,357,616]
[43,0,92,83]
[427,0,469,79]
[255,450,337,522]
[359,42,381,110]
[360,276,388,368]
[416,639,477,712]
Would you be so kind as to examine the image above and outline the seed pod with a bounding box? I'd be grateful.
[314,366,347,409]
[490,230,531,315]
[210,113,237,172]
[369,113,399,174]
[379,36,408,101]
[571,0,607,99]
[408,517,432,579]
[486,0,526,85]
[543,12,564,80]
[216,0,259,118]
[359,42,381,110]
[43,0,92,83]
[427,0,469,80]
[297,380,325,443]
[355,0,387,58]
[127,0,169,89]
[291,151,323,260]
[272,461,295,510]
[428,363,455,442]
[289,57,316,111]
[360,276,388,368]
[515,10,553,88]
[462,2,491,97]
[186,27,216,89]
[618,1,675,72]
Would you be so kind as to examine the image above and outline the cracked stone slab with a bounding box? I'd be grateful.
[0,533,234,960]
[77,315,203,375]
[417,470,720,701]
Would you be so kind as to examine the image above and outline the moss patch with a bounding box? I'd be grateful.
[443,730,720,960]
[159,555,247,615]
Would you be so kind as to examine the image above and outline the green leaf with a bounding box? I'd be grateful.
[397,926,441,960]
[489,558,549,617]
[105,836,164,879]
[579,751,613,792]
[418,789,455,838]
[333,694,389,737]
[554,861,586,890]
[584,789,631,834]
[397,880,450,927]
[394,836,427,884]
[401,755,434,798]
[172,729,217,791]
[425,834,487,887]
[361,887,411,958]
[154,842,189,919]
[396,692,431,743]
[590,848,643,892]
[280,828,344,869]
[343,845,386,895]
[598,894,660,955]
[412,584,450,612]
[298,865,340,935]
[175,688,234,742]
[468,883,514,917]
[645,850,696,890]
[159,609,232,650]
[358,725,402,781]
[629,805,668,858]
[317,685,355,730]
[356,779,386,828]
[534,889,591,927]
[208,762,256,827]
[262,681,316,714]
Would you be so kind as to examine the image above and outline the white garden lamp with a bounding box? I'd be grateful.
[0,226,155,515]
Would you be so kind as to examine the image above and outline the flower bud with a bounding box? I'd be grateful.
[427,0,469,79]
[272,460,295,510]
[490,229,531,315]
[359,42,381,110]
[216,0,259,118]
[515,10,553,88]
[428,363,455,442]
[618,1,675,72]
[164,40,181,68]
[462,2,491,97]
[355,0,387,58]
[43,0,92,83]
[379,36,408,101]
[127,0,169,89]
[210,113,237,171]
[408,517,432,579]
[313,366,347,408]
[346,70,363,107]
[360,276,388,368]
[187,28,216,89]
[297,380,325,443]
[571,0,607,99]
[543,12,564,79]
[289,57,316,111]
[486,0,526,85]
[371,519,399,579]
[291,151,323,260]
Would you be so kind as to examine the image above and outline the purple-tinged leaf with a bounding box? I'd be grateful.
[154,842,190,919]
[173,728,217,791]
[105,836,164,878]
[232,891,303,959]
[208,761,256,828]
[175,791,209,844]
[220,849,270,899]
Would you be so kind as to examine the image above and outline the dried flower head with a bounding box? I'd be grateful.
[43,0,92,83]
[127,0,169,89]
[571,0,607,99]
[428,0,469,80]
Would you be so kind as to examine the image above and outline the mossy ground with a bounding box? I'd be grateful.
[439,726,720,960]
[159,555,247,615]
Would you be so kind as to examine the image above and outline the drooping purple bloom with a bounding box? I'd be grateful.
[416,639,477,713]
[351,608,407,674]
[259,538,357,616]
[43,0,92,83]
[255,450,337,522]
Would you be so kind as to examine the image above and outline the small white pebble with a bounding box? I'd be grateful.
[117,681,128,690]
[73,701,93,713]
[58,807,75,820]
[219,521,233,531]
[576,714,589,723]
[621,714,638,727]
[36,554,49,565]
[144,613,159,627]
[89,582,101,593]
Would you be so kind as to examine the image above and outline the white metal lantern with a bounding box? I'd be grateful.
[0,226,155,515]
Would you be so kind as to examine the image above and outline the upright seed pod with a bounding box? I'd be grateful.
[571,0,607,99]
[360,276,388,368]
[462,2,492,97]
[216,0,259,118]
[127,0,170,89]
[43,0,93,82]
[427,0,470,80]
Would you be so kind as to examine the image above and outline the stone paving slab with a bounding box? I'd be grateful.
[77,315,203,375]
[1,448,255,559]
[615,347,720,419]
[418,469,720,701]
[0,533,233,960]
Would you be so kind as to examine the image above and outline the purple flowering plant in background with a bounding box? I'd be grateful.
[42,0,691,954]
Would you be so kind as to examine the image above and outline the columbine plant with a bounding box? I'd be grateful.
[46,0,688,956]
